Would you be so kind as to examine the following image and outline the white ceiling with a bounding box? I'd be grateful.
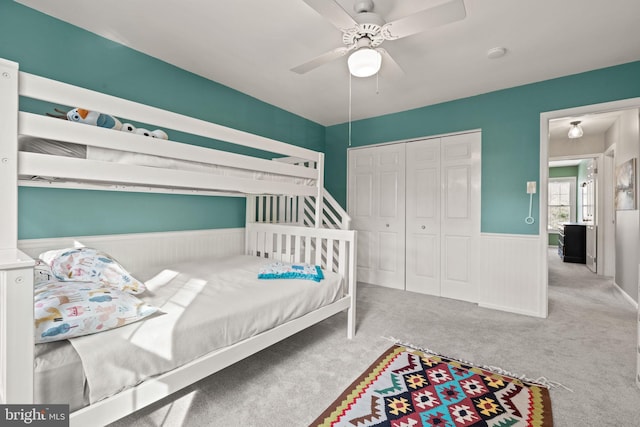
[15,0,640,126]
[548,110,624,141]
[549,159,583,167]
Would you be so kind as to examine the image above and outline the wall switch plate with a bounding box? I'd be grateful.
[527,181,537,194]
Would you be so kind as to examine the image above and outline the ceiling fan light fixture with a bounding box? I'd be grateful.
[568,120,584,139]
[348,47,381,77]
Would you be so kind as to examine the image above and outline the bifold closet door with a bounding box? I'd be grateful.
[406,132,481,302]
[406,138,441,294]
[439,132,481,302]
[348,143,406,289]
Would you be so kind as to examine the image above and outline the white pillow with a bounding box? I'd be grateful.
[35,281,158,343]
[39,247,146,294]
[34,259,56,286]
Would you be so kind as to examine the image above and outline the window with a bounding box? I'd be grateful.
[581,180,594,222]
[548,177,576,231]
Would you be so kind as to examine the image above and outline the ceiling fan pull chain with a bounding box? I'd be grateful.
[348,72,352,147]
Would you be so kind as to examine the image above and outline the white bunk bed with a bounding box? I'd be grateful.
[0,58,357,426]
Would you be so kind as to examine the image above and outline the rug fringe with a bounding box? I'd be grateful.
[382,336,573,392]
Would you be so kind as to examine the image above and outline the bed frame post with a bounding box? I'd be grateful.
[0,58,19,249]
[0,256,35,404]
[315,153,325,228]
[245,195,256,224]
[0,59,35,404]
[347,231,357,339]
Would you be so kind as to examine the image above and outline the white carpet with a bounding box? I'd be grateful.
[110,249,640,426]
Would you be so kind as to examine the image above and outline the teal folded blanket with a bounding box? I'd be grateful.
[258,261,324,282]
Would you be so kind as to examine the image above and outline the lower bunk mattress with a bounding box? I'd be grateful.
[33,254,343,411]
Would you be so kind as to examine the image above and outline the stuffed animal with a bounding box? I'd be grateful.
[120,123,136,133]
[121,123,169,140]
[48,108,169,139]
[150,129,169,139]
[47,108,122,130]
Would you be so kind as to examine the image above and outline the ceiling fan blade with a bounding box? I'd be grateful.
[291,46,351,74]
[302,0,357,30]
[377,48,404,79]
[382,0,466,40]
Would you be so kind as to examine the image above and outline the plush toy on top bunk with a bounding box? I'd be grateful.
[46,107,169,139]
[120,122,168,140]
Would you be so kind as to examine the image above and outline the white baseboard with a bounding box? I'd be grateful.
[478,302,547,318]
[613,281,639,309]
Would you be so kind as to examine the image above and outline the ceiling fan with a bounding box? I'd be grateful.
[292,0,467,78]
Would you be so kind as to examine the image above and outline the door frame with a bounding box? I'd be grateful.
[603,144,616,277]
[539,97,640,316]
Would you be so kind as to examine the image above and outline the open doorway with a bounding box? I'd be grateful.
[547,156,600,272]
[540,98,640,316]
[547,112,621,277]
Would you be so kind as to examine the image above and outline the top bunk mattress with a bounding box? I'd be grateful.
[66,254,343,405]
[18,135,316,186]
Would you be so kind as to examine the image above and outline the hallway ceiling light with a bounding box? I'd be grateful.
[568,120,584,139]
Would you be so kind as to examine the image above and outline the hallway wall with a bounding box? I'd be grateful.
[608,109,640,303]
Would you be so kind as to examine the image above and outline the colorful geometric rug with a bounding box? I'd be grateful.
[312,345,553,427]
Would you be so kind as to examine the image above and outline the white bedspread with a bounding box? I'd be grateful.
[68,255,342,404]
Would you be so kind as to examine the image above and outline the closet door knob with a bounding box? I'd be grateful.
[421,225,426,229]
[386,224,389,227]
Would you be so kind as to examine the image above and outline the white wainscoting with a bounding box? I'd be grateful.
[18,228,245,275]
[478,233,546,318]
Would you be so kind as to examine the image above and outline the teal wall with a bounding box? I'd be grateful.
[549,166,579,179]
[4,2,640,239]
[325,61,640,235]
[18,188,245,238]
[0,1,325,239]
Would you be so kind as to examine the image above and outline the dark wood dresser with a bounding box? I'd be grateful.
[558,223,586,263]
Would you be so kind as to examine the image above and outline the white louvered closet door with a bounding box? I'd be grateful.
[348,143,406,289]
